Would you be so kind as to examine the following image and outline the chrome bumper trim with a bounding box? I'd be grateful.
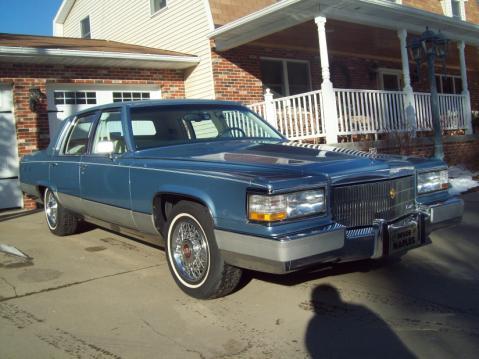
[215,197,463,274]
[215,226,345,273]
[427,197,464,224]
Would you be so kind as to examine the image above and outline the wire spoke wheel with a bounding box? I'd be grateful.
[171,218,209,284]
[45,190,58,229]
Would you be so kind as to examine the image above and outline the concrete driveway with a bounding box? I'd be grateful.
[1,194,479,359]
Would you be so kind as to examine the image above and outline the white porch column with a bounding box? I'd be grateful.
[458,41,473,134]
[398,29,416,136]
[315,16,339,144]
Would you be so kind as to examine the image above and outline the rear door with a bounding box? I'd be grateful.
[80,108,135,228]
[0,84,22,209]
[50,112,98,214]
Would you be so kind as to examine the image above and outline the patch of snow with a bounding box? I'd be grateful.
[448,165,479,196]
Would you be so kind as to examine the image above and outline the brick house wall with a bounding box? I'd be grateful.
[0,63,185,209]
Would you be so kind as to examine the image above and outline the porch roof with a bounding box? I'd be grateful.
[210,0,479,51]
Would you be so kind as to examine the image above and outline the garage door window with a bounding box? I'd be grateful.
[55,91,97,105]
[113,92,150,102]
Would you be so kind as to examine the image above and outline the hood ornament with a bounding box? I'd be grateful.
[389,188,397,200]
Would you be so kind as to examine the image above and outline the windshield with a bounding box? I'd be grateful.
[129,104,283,150]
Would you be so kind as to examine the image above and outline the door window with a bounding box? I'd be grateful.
[63,113,97,155]
[91,110,126,154]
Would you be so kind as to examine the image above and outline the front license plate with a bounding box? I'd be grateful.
[388,221,419,254]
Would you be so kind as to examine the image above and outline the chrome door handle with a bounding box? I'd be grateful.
[49,162,58,167]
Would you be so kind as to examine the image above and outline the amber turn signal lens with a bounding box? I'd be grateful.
[249,211,287,222]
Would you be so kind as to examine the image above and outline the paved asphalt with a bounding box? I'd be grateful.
[1,193,478,359]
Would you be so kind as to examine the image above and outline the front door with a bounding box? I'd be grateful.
[80,109,134,228]
[0,84,22,209]
[50,112,98,214]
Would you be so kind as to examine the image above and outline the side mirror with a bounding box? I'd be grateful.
[95,140,114,155]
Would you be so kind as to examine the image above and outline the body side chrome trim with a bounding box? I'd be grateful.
[83,215,164,246]
[82,198,136,229]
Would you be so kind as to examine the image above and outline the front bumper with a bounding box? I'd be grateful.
[215,197,464,274]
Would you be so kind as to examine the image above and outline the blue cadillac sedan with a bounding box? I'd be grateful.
[20,100,463,299]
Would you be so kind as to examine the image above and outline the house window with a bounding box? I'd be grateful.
[80,16,91,39]
[260,58,312,97]
[150,0,167,15]
[112,92,150,102]
[443,0,466,20]
[54,91,97,105]
[435,74,463,94]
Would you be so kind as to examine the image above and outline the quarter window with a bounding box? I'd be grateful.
[54,91,97,105]
[260,59,311,97]
[113,92,150,102]
[64,113,96,155]
[80,16,91,39]
[150,0,167,14]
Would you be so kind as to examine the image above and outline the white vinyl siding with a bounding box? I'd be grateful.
[62,0,215,99]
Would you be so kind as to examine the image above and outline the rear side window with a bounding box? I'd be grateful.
[63,113,96,155]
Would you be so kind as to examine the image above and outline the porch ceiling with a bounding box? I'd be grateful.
[211,0,479,51]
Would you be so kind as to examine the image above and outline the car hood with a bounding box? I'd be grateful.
[133,140,442,189]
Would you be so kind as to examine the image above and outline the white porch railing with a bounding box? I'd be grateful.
[249,88,470,142]
[415,92,467,130]
[335,89,408,135]
[250,89,324,141]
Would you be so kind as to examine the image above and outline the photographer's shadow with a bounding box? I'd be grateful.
[305,284,416,359]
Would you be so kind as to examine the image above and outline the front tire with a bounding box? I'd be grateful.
[44,188,79,236]
[165,201,242,299]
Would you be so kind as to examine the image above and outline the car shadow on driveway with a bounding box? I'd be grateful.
[304,284,416,359]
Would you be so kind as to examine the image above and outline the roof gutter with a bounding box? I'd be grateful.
[0,46,199,66]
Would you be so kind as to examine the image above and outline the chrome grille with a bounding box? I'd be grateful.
[332,176,415,228]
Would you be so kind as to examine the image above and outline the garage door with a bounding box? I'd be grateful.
[47,85,161,138]
[0,84,23,210]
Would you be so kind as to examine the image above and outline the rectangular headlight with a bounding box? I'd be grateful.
[248,189,326,222]
[417,170,448,194]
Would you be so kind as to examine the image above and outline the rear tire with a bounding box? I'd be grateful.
[44,188,79,236]
[165,201,242,299]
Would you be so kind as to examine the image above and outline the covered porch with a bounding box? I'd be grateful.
[211,0,479,143]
